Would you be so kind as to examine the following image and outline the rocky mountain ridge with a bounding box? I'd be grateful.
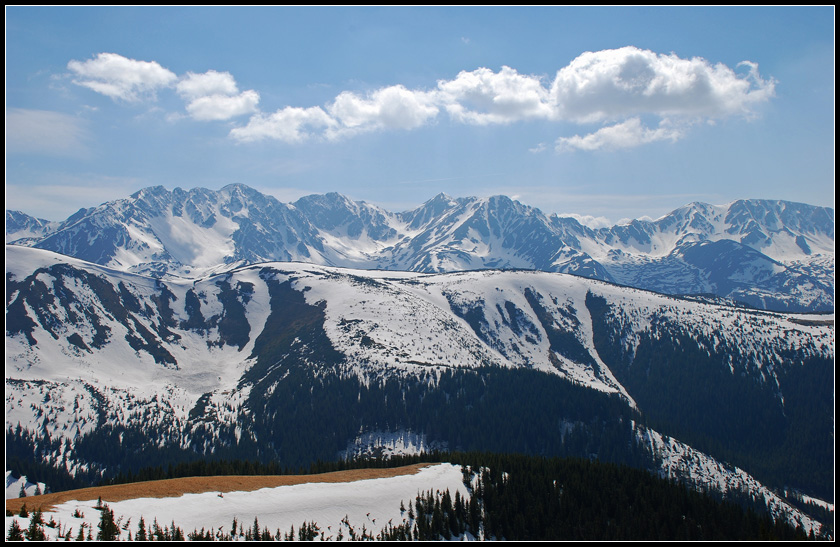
[6,184,834,312]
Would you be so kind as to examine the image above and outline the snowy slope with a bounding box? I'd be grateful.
[5,245,834,530]
[634,425,827,536]
[6,471,48,500]
[3,463,469,541]
[7,245,833,438]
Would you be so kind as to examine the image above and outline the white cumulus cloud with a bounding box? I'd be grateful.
[551,46,776,123]
[555,117,684,152]
[177,70,259,121]
[184,91,260,121]
[229,106,337,144]
[65,47,777,151]
[67,53,177,102]
[436,66,553,125]
[327,85,439,137]
[176,70,240,100]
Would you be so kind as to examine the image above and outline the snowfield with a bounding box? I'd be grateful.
[4,463,468,541]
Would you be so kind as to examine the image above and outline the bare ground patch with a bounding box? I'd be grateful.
[5,463,434,514]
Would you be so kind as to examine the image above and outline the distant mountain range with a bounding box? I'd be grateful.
[5,184,834,312]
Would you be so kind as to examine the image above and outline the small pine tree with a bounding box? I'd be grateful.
[7,520,24,541]
[18,483,26,498]
[18,504,28,518]
[25,509,46,541]
[34,484,42,496]
[136,516,147,542]
[97,505,119,541]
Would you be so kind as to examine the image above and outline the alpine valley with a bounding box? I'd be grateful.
[4,185,835,536]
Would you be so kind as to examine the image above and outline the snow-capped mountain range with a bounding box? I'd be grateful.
[6,184,834,312]
[5,244,835,531]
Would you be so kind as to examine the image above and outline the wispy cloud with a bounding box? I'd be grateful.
[6,176,143,220]
[67,47,776,151]
[6,108,91,158]
[556,213,615,230]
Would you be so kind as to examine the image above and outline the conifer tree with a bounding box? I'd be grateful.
[97,505,119,541]
[136,516,147,541]
[7,520,24,541]
[25,509,46,541]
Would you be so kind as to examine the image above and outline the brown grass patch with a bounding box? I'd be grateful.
[6,463,434,514]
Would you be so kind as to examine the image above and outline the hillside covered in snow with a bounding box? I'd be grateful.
[6,244,834,533]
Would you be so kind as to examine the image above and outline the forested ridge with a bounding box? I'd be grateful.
[585,292,835,501]
[6,365,648,489]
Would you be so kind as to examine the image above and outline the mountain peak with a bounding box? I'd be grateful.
[128,185,169,202]
[220,182,262,195]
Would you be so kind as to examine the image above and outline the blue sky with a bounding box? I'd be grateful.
[5,6,835,226]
